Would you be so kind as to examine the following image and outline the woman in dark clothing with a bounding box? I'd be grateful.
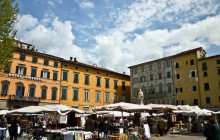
[10,116,20,140]
[203,116,220,140]
[103,118,111,139]
[33,123,44,140]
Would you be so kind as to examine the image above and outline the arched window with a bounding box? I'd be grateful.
[16,82,25,97]
[41,85,48,99]
[1,80,10,95]
[51,87,57,100]
[29,84,36,98]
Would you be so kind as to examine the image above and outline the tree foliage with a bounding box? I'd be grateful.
[0,0,18,71]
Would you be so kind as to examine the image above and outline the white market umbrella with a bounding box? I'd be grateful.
[92,102,151,113]
[0,110,9,115]
[8,106,54,114]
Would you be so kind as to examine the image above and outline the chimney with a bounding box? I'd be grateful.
[74,58,77,62]
[70,57,73,61]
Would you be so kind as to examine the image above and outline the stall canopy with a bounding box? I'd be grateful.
[8,106,54,114]
[92,102,152,113]
[145,104,179,111]
[44,104,84,115]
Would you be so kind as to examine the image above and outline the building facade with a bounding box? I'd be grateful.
[198,55,220,110]
[0,41,130,111]
[174,47,206,106]
[0,41,62,109]
[129,57,176,105]
[60,58,130,111]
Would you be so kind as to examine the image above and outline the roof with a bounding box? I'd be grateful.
[128,47,204,68]
[63,59,130,77]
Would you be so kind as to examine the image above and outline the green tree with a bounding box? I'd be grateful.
[0,0,18,71]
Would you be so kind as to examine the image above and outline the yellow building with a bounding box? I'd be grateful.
[174,48,206,105]
[198,55,220,109]
[0,41,62,109]
[60,58,130,111]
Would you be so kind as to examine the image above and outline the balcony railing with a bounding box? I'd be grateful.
[9,95,40,102]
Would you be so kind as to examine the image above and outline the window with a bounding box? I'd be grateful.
[149,85,155,94]
[96,91,101,102]
[194,99,198,105]
[176,74,180,79]
[73,88,79,100]
[216,59,220,64]
[190,59,194,65]
[159,84,163,93]
[167,85,172,93]
[218,69,220,75]
[133,69,137,74]
[193,86,196,91]
[204,83,210,91]
[206,97,210,104]
[202,62,207,70]
[54,61,58,68]
[180,87,183,92]
[140,76,145,82]
[105,79,110,88]
[96,77,101,87]
[141,66,144,72]
[32,56,38,63]
[122,94,126,102]
[158,63,161,69]
[44,59,49,66]
[122,82,126,90]
[29,84,36,98]
[41,86,47,99]
[114,80,118,89]
[150,75,153,81]
[16,82,25,97]
[74,73,79,83]
[204,71,208,77]
[149,65,152,70]
[16,65,26,75]
[84,90,89,101]
[84,75,90,85]
[20,54,26,61]
[114,93,118,103]
[166,61,171,67]
[158,73,162,79]
[31,67,37,77]
[191,71,196,77]
[176,63,179,68]
[41,70,50,79]
[1,80,10,95]
[51,87,57,100]
[219,96,220,103]
[167,71,171,78]
[62,70,68,81]
[105,92,110,103]
[61,87,67,100]
[53,71,58,80]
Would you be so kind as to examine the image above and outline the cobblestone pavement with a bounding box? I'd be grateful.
[151,133,206,140]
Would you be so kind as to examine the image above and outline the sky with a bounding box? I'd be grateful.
[15,0,220,74]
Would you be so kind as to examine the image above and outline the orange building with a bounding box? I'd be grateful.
[0,41,62,109]
[60,58,131,111]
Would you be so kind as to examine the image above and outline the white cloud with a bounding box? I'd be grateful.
[16,15,87,62]
[78,1,94,9]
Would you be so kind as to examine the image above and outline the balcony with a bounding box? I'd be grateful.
[9,95,40,102]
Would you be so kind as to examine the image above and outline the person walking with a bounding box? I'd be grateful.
[203,115,220,140]
[0,115,8,140]
[103,118,111,139]
[10,116,20,140]
[84,115,95,133]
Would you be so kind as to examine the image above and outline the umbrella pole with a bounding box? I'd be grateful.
[55,112,57,129]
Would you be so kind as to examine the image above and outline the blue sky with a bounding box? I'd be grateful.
[15,0,220,74]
